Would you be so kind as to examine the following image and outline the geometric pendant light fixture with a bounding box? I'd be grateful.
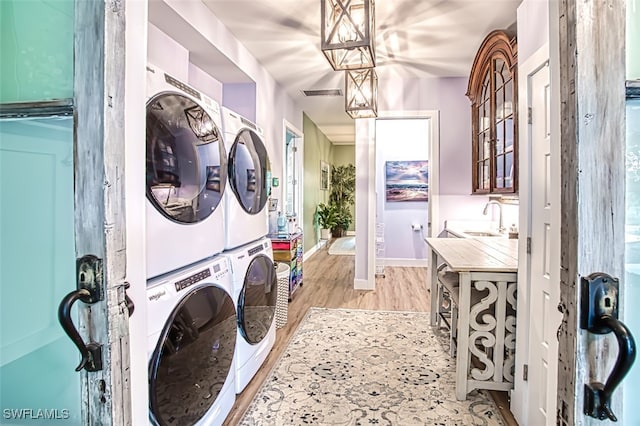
[321,0,376,70]
[345,68,378,118]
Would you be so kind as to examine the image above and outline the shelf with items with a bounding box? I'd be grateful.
[269,232,303,301]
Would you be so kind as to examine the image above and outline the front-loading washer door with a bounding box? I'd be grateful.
[238,255,277,344]
[149,285,236,426]
[228,128,271,214]
[146,92,227,224]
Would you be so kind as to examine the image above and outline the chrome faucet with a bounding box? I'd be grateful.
[483,200,505,233]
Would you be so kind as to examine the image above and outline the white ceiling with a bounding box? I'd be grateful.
[188,0,522,144]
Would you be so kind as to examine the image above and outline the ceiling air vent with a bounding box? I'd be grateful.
[302,89,343,97]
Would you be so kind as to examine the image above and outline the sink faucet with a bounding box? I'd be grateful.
[483,200,505,233]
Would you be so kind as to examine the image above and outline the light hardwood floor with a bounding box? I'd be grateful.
[223,242,517,425]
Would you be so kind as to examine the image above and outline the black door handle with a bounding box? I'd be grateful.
[581,272,637,421]
[57,289,103,372]
[57,255,104,372]
[584,314,636,421]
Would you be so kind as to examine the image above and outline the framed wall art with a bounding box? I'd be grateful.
[320,160,330,191]
[385,160,429,202]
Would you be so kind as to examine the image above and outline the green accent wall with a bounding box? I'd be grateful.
[0,0,74,103]
[332,144,355,166]
[302,113,334,252]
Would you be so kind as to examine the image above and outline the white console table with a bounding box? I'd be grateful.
[425,237,518,400]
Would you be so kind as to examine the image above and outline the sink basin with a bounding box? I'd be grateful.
[462,230,503,237]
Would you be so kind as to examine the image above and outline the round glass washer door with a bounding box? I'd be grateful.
[148,285,236,426]
[238,255,277,344]
[146,92,227,224]
[228,128,270,215]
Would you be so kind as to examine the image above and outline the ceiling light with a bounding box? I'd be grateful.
[345,68,377,119]
[321,0,376,70]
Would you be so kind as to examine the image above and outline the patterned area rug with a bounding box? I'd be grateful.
[240,308,505,425]
[328,236,355,255]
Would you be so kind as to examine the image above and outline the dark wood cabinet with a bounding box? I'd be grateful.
[466,30,518,194]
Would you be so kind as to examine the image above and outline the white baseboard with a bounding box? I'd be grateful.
[354,278,374,290]
[346,230,356,236]
[380,258,428,268]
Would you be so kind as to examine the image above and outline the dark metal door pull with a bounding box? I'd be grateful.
[57,255,104,372]
[583,314,636,421]
[58,289,102,372]
[580,273,637,421]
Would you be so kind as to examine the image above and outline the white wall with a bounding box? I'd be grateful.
[517,0,549,63]
[189,62,223,101]
[147,23,188,81]
[375,118,429,263]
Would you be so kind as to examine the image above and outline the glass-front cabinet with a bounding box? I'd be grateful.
[466,30,518,194]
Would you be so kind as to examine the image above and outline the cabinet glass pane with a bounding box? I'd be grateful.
[478,131,490,160]
[480,101,490,131]
[505,152,513,188]
[496,122,504,154]
[505,118,514,151]
[496,87,504,120]
[482,73,491,101]
[494,59,506,87]
[481,161,489,189]
[495,155,505,188]
[505,79,513,117]
[0,0,74,103]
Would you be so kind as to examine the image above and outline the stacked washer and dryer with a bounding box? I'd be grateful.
[221,107,278,393]
[144,64,278,426]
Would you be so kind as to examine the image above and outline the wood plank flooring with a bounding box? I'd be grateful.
[223,243,517,425]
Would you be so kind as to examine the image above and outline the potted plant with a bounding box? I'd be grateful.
[316,203,337,240]
[329,164,356,237]
[333,205,352,238]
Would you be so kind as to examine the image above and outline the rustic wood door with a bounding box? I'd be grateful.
[0,0,131,424]
[555,1,636,425]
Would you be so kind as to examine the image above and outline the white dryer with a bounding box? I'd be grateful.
[146,64,227,279]
[147,255,236,426]
[221,107,271,250]
[224,237,278,394]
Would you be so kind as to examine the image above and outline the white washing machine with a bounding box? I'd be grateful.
[221,107,270,250]
[146,64,227,279]
[224,237,278,394]
[147,255,236,426]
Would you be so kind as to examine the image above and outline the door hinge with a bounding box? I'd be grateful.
[528,107,533,124]
[527,237,532,254]
[523,364,528,381]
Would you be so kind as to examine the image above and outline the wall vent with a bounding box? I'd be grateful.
[302,89,343,97]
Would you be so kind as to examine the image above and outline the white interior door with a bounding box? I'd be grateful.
[527,61,562,425]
